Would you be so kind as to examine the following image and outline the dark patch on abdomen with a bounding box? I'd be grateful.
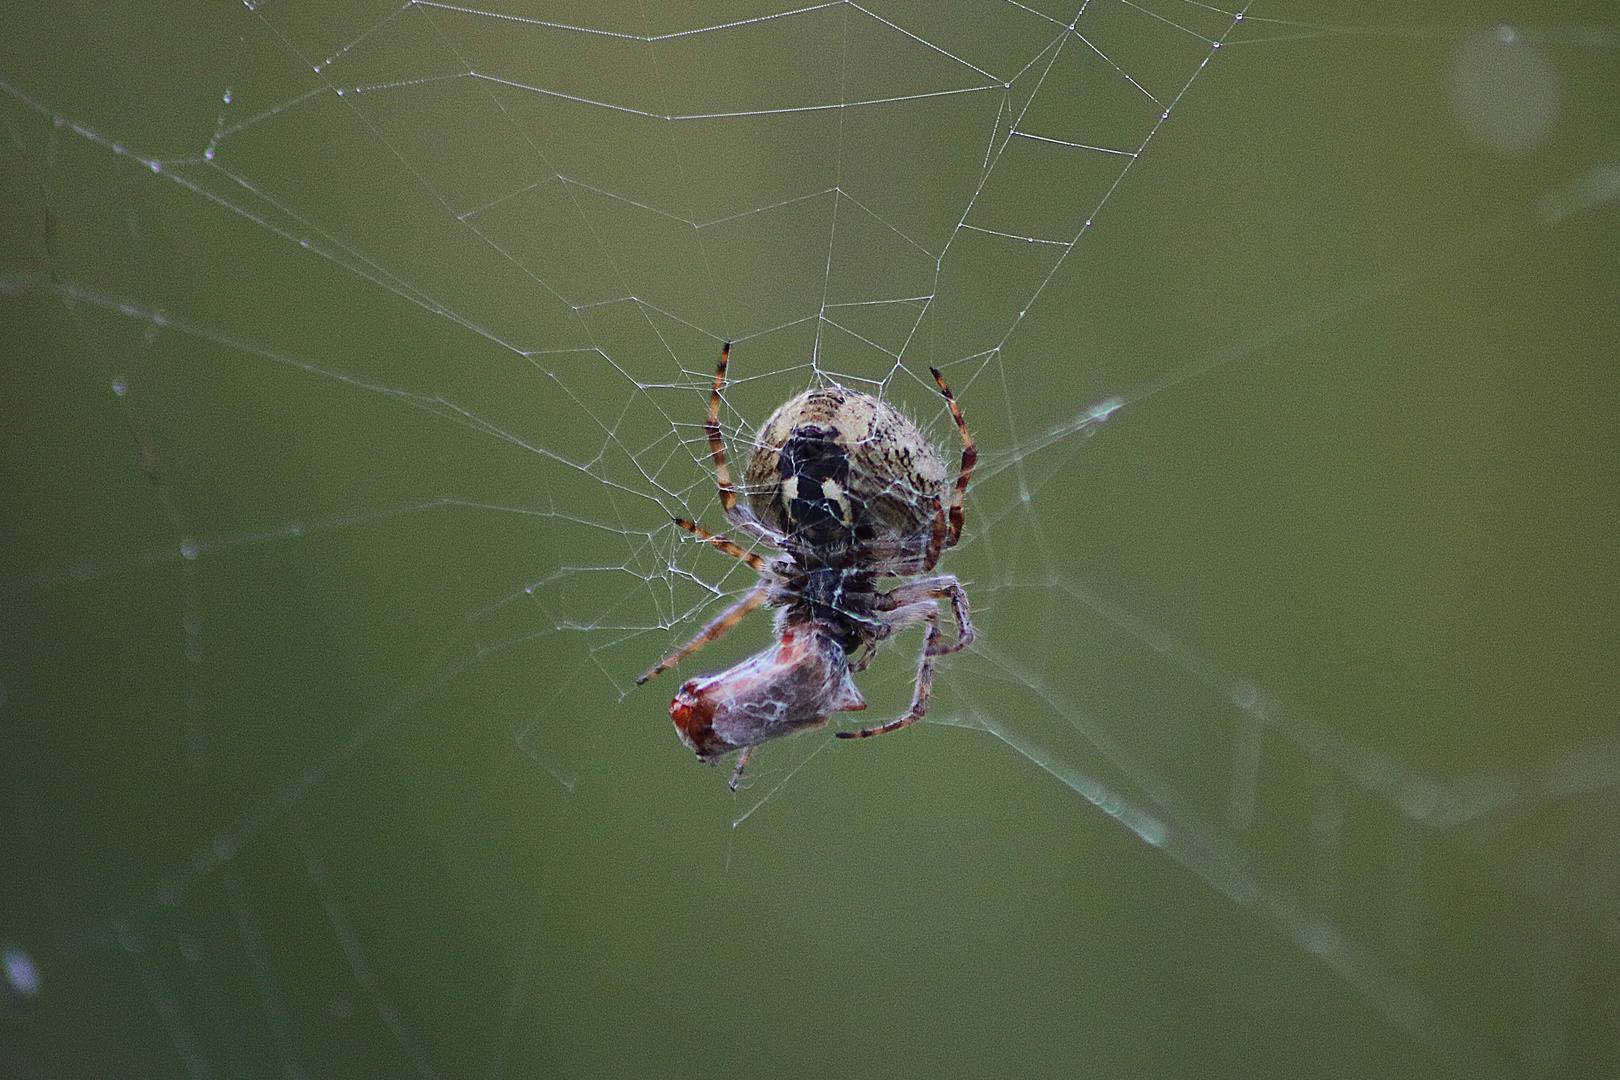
[779,424,856,551]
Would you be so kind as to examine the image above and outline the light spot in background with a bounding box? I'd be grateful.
[1540,159,1620,222]
[1449,27,1559,154]
[2,945,40,1004]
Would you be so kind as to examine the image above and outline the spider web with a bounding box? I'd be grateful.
[3,2,1617,1076]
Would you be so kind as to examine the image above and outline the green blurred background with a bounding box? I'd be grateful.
[2,2,1616,1077]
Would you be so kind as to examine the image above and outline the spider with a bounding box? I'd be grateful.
[639,344,975,787]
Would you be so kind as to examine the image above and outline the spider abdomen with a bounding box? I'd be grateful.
[744,386,947,566]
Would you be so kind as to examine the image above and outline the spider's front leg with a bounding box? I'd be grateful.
[638,516,779,685]
[703,342,780,545]
[835,576,972,741]
[881,575,973,655]
[836,610,942,741]
[637,579,769,685]
[921,366,976,571]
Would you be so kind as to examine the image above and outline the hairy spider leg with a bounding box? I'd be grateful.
[837,608,943,741]
[707,343,740,515]
[702,343,777,543]
[836,578,973,739]
[890,576,974,656]
[923,367,976,572]
[934,367,976,549]
[727,746,753,790]
[671,516,767,572]
[636,517,771,684]
[638,579,769,685]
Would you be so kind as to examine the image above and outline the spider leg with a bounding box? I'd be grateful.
[707,343,742,516]
[879,575,974,655]
[836,612,942,740]
[637,579,769,685]
[835,577,971,741]
[698,343,781,543]
[846,642,875,673]
[672,516,767,572]
[727,746,754,790]
[928,580,973,656]
[638,422,780,686]
[922,367,976,571]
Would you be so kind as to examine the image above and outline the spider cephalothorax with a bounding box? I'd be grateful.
[639,345,975,787]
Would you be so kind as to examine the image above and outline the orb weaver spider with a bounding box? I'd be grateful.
[639,345,975,787]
